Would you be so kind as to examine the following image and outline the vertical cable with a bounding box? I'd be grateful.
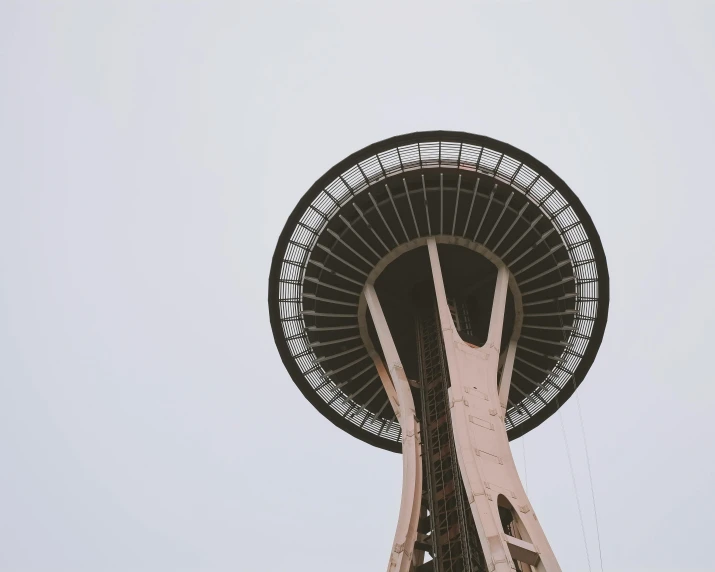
[575,391,605,572]
[559,405,592,572]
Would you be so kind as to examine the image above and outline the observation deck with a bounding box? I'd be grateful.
[269,131,609,453]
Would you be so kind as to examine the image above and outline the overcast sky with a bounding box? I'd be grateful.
[1,2,714,571]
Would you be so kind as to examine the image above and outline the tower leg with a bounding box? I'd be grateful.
[364,284,424,572]
[426,238,561,572]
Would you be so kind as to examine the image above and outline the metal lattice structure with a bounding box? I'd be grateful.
[417,299,487,572]
[269,131,609,453]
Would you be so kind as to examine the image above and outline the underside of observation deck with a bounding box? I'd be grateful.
[269,131,609,452]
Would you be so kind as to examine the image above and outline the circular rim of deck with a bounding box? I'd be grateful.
[268,131,609,453]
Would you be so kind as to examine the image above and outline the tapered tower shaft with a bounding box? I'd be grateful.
[367,238,560,571]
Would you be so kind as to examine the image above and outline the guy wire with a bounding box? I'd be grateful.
[558,399,592,572]
[574,387,605,572]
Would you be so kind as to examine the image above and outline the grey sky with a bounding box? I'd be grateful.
[1,2,714,571]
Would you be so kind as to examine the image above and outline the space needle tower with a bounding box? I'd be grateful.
[269,131,609,571]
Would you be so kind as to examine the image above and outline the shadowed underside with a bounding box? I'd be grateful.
[269,131,609,452]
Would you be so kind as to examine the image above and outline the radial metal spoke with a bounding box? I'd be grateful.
[402,178,420,237]
[509,228,558,267]
[307,324,359,332]
[311,335,361,348]
[513,368,553,396]
[308,260,364,287]
[339,214,382,259]
[514,243,565,277]
[304,276,360,296]
[484,191,514,246]
[372,398,391,421]
[328,379,351,392]
[326,228,377,266]
[360,385,384,410]
[462,177,481,237]
[421,174,432,235]
[368,192,399,247]
[353,203,390,252]
[492,202,529,252]
[473,184,496,241]
[440,173,444,234]
[510,382,541,405]
[348,374,379,399]
[518,260,570,286]
[521,292,577,307]
[524,309,576,318]
[518,344,564,363]
[325,354,372,376]
[301,310,356,318]
[385,183,409,241]
[317,345,364,362]
[499,214,543,259]
[516,356,566,380]
[519,334,568,347]
[521,323,574,331]
[522,276,575,296]
[451,174,462,235]
[315,243,369,277]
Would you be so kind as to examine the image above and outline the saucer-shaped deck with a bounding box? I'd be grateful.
[269,131,609,452]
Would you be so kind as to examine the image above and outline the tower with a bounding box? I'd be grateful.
[268,131,609,571]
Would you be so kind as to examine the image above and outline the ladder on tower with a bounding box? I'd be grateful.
[416,300,487,572]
